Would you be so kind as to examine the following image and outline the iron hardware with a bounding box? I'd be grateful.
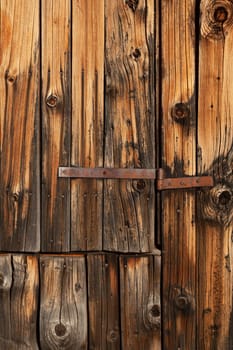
[58,167,213,191]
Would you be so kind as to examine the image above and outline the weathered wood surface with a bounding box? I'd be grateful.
[198,1,233,348]
[104,0,155,252]
[40,256,87,349]
[41,0,71,252]
[120,255,161,350]
[71,0,104,251]
[87,254,120,349]
[0,0,40,251]
[0,255,39,349]
[161,1,197,349]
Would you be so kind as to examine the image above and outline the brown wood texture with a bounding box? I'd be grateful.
[87,254,120,349]
[197,1,233,348]
[41,0,71,252]
[0,0,40,251]
[0,255,39,349]
[40,256,87,349]
[104,0,155,252]
[120,255,161,349]
[161,1,197,349]
[71,0,104,251]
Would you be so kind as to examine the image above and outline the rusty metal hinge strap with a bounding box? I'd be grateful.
[58,167,213,190]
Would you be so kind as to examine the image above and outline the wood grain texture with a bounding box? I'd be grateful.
[0,255,39,349]
[0,0,40,251]
[71,0,104,251]
[104,0,155,252]
[41,0,71,252]
[161,1,197,349]
[40,256,87,349]
[155,0,161,247]
[87,254,120,349]
[120,255,161,349]
[198,1,233,348]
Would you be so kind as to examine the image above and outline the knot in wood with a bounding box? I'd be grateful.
[125,0,139,12]
[133,179,146,192]
[7,75,16,84]
[132,48,141,60]
[214,6,228,22]
[174,294,191,311]
[200,1,233,40]
[217,189,232,206]
[149,304,160,318]
[199,184,233,226]
[171,103,190,122]
[46,94,58,108]
[145,303,161,330]
[54,323,67,337]
[107,330,119,343]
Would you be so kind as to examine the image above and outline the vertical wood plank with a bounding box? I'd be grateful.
[120,255,161,349]
[161,1,197,349]
[40,256,87,349]
[104,0,155,252]
[87,254,120,349]
[198,1,233,348]
[41,0,71,252]
[71,0,104,251]
[0,255,39,349]
[0,0,40,251]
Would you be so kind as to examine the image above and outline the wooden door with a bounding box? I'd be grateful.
[0,1,233,349]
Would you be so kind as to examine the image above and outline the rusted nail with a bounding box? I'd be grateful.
[54,323,67,337]
[171,103,190,122]
[46,94,58,108]
[214,6,228,23]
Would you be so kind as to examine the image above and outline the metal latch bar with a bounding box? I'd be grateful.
[58,167,156,179]
[58,167,213,190]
